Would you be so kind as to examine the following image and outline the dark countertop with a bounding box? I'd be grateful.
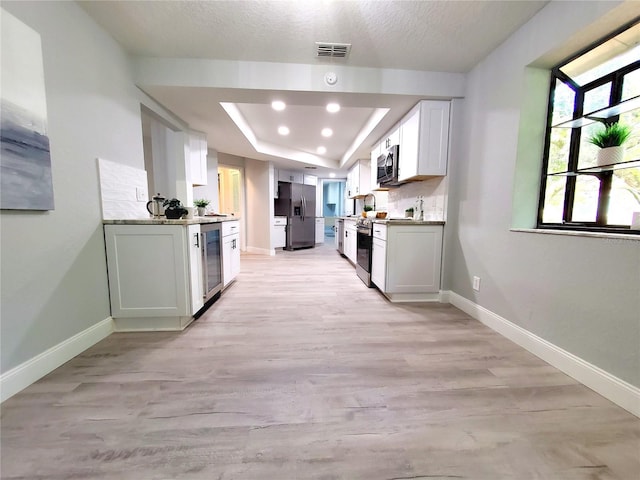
[103,216,240,226]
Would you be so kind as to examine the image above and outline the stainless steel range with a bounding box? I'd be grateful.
[355,217,374,287]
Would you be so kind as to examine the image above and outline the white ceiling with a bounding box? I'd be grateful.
[79,0,550,176]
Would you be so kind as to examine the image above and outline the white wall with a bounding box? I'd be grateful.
[0,2,145,374]
[245,158,272,254]
[446,0,640,387]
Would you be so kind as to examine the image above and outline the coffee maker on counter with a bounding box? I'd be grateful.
[146,193,166,218]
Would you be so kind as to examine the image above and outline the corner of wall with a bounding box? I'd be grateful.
[511,67,550,229]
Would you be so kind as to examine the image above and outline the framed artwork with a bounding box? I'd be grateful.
[1,8,54,210]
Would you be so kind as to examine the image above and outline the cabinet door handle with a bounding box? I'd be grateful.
[194,233,200,248]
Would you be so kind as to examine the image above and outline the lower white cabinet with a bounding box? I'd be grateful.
[104,223,202,331]
[371,223,443,302]
[344,219,357,264]
[222,220,240,288]
[315,217,324,244]
[272,216,287,249]
[371,225,387,289]
[188,224,204,313]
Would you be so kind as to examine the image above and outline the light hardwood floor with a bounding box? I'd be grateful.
[2,242,639,479]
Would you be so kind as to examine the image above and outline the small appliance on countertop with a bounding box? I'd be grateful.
[146,193,166,218]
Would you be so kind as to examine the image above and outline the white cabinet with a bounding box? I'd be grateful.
[380,124,400,151]
[304,174,317,186]
[189,131,208,186]
[371,223,443,302]
[315,217,324,244]
[104,224,202,331]
[370,142,382,190]
[278,169,304,184]
[188,224,204,314]
[371,224,387,289]
[347,159,371,198]
[398,100,450,182]
[222,220,240,288]
[272,216,287,249]
[344,219,357,264]
[369,124,399,191]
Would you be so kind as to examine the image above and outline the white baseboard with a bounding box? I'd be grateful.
[445,291,640,418]
[246,246,273,256]
[0,317,114,403]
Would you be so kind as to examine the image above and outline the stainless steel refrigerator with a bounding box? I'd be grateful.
[276,182,316,250]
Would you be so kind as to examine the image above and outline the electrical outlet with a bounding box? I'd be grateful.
[136,187,148,202]
[472,276,481,291]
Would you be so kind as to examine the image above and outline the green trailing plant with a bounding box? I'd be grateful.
[193,198,210,208]
[587,122,632,149]
[363,205,374,212]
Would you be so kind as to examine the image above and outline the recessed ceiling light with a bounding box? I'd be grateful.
[316,146,327,155]
[278,126,290,135]
[271,101,286,111]
[329,172,336,178]
[326,103,340,113]
[321,128,333,137]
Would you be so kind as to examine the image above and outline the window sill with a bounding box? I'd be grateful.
[511,228,640,242]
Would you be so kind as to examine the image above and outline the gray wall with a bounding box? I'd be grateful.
[445,1,640,386]
[0,1,145,374]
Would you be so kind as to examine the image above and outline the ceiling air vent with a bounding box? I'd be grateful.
[315,42,351,59]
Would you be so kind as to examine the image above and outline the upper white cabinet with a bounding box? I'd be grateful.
[347,159,371,198]
[278,169,304,184]
[303,174,317,186]
[370,142,382,190]
[368,123,401,191]
[189,131,208,186]
[398,100,450,182]
[381,125,400,150]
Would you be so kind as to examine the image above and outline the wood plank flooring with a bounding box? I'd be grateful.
[2,242,639,479]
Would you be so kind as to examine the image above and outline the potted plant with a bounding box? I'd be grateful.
[404,207,414,218]
[194,198,210,216]
[363,205,373,218]
[163,198,188,219]
[587,122,632,167]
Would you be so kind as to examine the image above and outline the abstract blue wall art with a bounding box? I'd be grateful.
[1,8,54,210]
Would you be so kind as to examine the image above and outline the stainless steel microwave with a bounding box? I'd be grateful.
[376,144,402,186]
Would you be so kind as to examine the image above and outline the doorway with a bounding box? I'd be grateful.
[218,166,242,217]
[218,165,245,250]
[321,179,346,241]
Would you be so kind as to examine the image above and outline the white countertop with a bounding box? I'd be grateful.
[103,216,240,225]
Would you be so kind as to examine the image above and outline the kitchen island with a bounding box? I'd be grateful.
[103,217,240,331]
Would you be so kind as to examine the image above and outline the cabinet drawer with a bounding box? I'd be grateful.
[273,217,287,226]
[222,220,240,237]
[372,223,387,240]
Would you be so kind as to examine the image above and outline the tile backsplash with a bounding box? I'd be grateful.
[98,158,149,219]
[387,177,447,220]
